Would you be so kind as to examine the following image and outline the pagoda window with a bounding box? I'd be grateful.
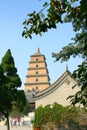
[36,64,38,67]
[36,58,38,61]
[36,79,38,82]
[36,71,38,74]
[36,86,38,89]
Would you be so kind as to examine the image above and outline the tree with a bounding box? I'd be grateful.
[67,61,87,107]
[22,0,87,107]
[51,0,87,108]
[0,65,9,120]
[23,100,30,116]
[11,90,26,114]
[22,0,83,39]
[12,90,26,114]
[10,90,26,125]
[0,49,26,130]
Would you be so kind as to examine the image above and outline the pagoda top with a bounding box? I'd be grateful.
[35,48,41,54]
[31,48,44,57]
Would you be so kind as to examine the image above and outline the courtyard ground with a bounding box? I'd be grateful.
[0,125,33,130]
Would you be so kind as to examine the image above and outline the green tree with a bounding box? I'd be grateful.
[67,61,87,107]
[12,90,26,114]
[10,90,26,126]
[11,90,26,114]
[0,49,24,130]
[23,100,30,116]
[22,0,87,107]
[0,65,9,120]
[22,0,85,39]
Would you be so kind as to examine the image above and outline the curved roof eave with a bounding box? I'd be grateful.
[34,70,72,100]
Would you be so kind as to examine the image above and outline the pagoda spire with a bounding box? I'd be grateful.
[66,64,68,71]
[36,48,40,54]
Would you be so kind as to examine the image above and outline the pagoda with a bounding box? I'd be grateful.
[25,48,50,92]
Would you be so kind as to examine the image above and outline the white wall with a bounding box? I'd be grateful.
[35,75,80,108]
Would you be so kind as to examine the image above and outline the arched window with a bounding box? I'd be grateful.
[36,58,38,61]
[36,71,38,74]
[36,79,38,82]
[36,86,38,89]
[36,64,38,67]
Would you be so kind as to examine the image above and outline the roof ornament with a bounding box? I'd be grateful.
[36,48,40,54]
[66,64,68,71]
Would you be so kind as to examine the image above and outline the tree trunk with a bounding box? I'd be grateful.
[6,114,10,130]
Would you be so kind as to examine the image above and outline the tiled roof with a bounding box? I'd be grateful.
[34,70,72,100]
[25,92,35,103]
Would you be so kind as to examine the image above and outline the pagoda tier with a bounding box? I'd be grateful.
[25,48,50,92]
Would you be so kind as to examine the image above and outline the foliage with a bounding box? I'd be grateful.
[22,0,63,38]
[50,103,67,123]
[10,90,27,118]
[52,0,87,61]
[1,49,21,89]
[22,0,81,39]
[68,61,87,107]
[0,49,22,113]
[23,100,30,116]
[0,49,26,130]
[13,90,26,112]
[34,105,44,127]
[34,103,87,128]
[52,0,87,108]
[0,65,9,115]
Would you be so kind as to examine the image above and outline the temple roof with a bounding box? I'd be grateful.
[25,92,35,103]
[33,70,74,100]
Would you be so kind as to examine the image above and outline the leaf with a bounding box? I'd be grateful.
[43,2,48,7]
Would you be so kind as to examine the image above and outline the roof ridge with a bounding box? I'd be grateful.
[34,70,71,98]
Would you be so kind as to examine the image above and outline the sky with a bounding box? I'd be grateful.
[0,0,83,90]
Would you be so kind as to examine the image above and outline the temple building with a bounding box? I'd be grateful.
[25,48,80,111]
[34,70,80,108]
[25,48,50,92]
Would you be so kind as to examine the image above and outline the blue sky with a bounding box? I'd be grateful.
[0,0,82,90]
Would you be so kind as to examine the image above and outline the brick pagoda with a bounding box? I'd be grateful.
[25,48,50,92]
